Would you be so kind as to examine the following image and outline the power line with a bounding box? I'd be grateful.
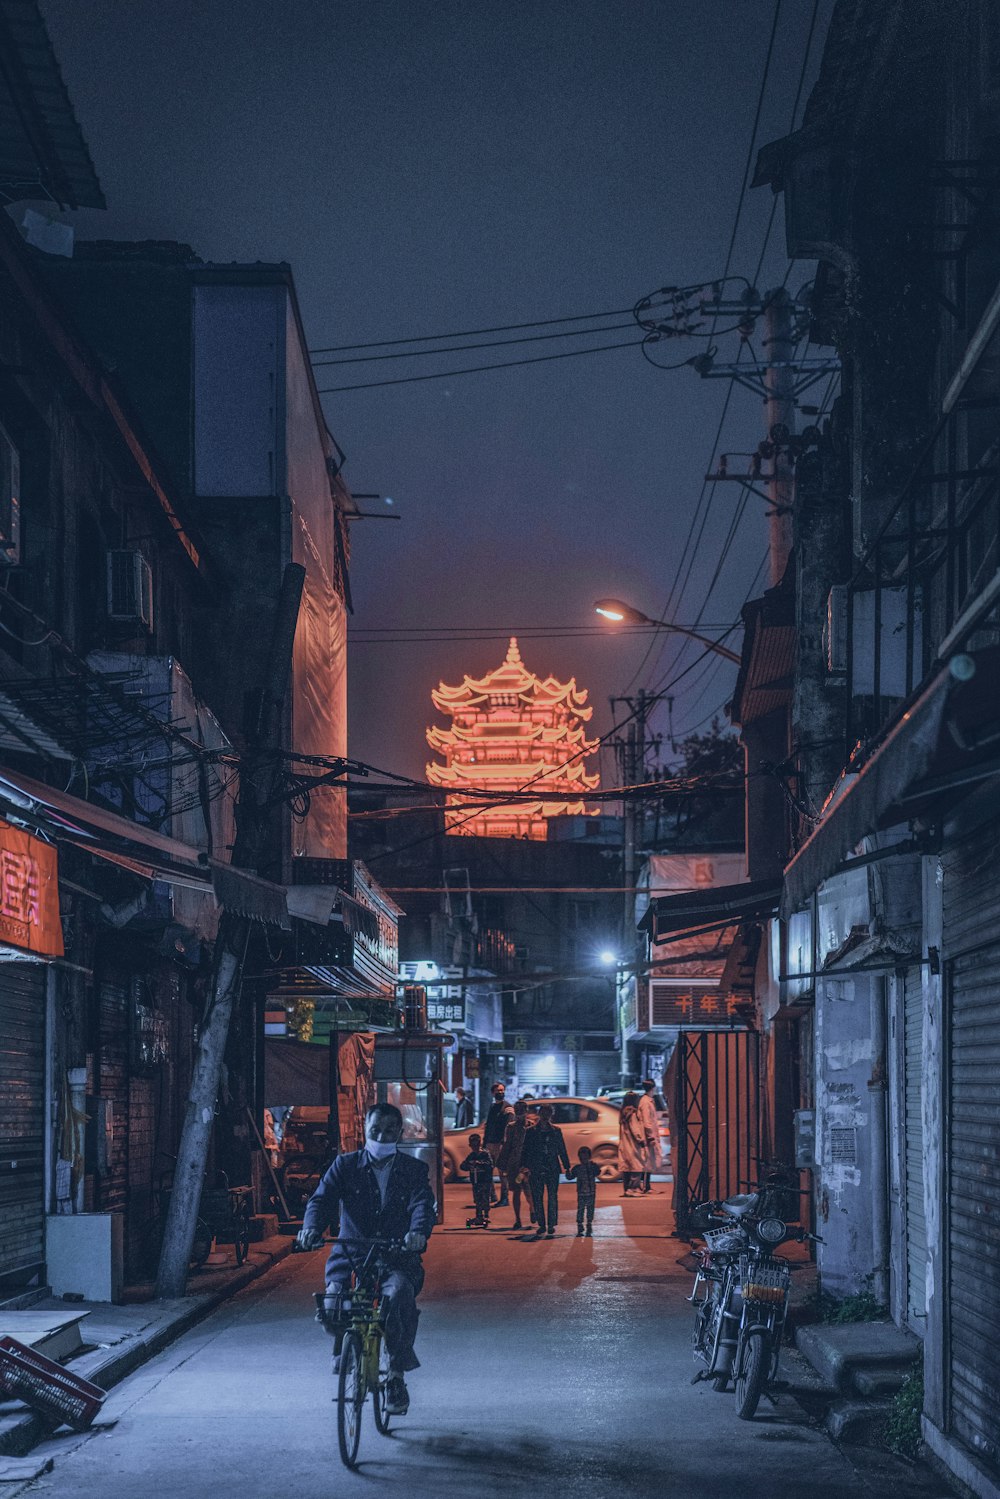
[309,304,638,355]
[315,337,647,395]
[312,321,636,367]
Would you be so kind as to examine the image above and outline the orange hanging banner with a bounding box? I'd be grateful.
[0,818,63,958]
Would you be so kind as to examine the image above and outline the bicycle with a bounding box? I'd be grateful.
[298,1236,408,1469]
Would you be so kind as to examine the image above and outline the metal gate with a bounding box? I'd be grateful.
[669,1029,760,1234]
[942,816,1000,1478]
[901,965,927,1332]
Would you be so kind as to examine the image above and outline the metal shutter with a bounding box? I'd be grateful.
[903,966,927,1331]
[0,965,47,1288]
[944,820,1000,1477]
[516,1052,570,1088]
[575,1053,619,1098]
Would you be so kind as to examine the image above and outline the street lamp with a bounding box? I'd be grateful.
[594,597,741,664]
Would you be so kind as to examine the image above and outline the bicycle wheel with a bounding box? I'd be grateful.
[337,1331,365,1468]
[372,1336,393,1435]
[190,1217,213,1268]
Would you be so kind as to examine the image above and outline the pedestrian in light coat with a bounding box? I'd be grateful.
[522,1103,570,1238]
[636,1078,661,1194]
[618,1091,649,1194]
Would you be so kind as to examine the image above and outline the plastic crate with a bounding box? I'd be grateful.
[0,1336,106,1431]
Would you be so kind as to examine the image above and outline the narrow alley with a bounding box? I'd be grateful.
[9,1189,947,1499]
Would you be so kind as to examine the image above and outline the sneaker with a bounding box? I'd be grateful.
[546,1230,555,1238]
[576,1228,584,1237]
[585,1227,593,1237]
[512,1220,523,1230]
[384,1375,409,1415]
[530,1229,545,1240]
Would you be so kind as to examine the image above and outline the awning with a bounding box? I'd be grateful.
[263,1037,329,1108]
[0,764,288,926]
[641,878,782,941]
[782,648,1000,917]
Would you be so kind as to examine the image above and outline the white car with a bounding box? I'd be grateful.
[444,1096,638,1184]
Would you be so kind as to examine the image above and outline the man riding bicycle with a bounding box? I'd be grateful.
[296,1102,435,1415]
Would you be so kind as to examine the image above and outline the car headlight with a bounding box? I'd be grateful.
[757,1217,786,1244]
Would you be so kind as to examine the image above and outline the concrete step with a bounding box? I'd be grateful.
[795,1320,920,1394]
[854,1364,914,1397]
[0,1311,90,1363]
[249,1214,279,1242]
[824,1397,893,1445]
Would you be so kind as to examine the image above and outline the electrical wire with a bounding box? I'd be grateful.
[316,337,646,394]
[311,321,637,367]
[309,304,639,355]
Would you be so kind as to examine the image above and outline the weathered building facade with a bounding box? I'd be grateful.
[746,4,1000,1494]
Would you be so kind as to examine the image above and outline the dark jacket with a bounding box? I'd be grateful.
[497,1117,533,1177]
[522,1122,570,1177]
[454,1095,474,1129]
[461,1148,494,1194]
[482,1098,514,1145]
[302,1148,436,1288]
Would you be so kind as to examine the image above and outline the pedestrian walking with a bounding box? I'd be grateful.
[618,1090,649,1194]
[566,1146,600,1236]
[461,1134,494,1228]
[482,1081,515,1205]
[454,1086,474,1130]
[522,1102,570,1238]
[637,1078,661,1194]
[497,1098,535,1228]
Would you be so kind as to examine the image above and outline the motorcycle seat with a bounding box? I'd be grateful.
[720,1193,759,1217]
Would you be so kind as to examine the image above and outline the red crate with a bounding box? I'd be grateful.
[0,1336,106,1431]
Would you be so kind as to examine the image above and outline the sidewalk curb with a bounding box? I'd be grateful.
[0,1237,294,1458]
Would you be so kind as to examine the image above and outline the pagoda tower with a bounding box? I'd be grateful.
[426,637,600,838]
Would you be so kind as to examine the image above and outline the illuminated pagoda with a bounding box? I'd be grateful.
[426,637,600,838]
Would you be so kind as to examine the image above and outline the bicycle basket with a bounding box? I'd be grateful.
[739,1255,790,1305]
[314,1291,353,1332]
[703,1225,746,1255]
[0,1337,105,1432]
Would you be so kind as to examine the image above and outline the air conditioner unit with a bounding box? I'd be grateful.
[824,585,848,675]
[0,423,22,567]
[107,550,154,631]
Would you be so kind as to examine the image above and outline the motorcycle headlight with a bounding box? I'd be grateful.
[757,1216,786,1244]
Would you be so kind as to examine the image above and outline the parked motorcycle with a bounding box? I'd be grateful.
[687,1165,821,1419]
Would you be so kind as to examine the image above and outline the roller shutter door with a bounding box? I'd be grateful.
[575,1053,619,1098]
[943,820,1000,1478]
[516,1052,570,1089]
[902,966,927,1332]
[0,965,47,1289]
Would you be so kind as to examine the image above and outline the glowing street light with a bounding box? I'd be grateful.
[598,949,619,966]
[593,597,741,664]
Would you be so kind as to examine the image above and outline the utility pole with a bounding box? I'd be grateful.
[762,287,796,585]
[613,690,650,1085]
[157,563,305,1299]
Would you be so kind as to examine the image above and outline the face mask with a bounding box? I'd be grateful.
[366,1138,398,1160]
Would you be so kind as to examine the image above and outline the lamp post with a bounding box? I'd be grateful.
[594,598,741,664]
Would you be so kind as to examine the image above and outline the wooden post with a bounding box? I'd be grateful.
[156,564,305,1299]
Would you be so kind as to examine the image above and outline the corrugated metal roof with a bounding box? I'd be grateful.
[0,0,105,209]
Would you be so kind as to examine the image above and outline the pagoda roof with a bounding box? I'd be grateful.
[430,637,594,719]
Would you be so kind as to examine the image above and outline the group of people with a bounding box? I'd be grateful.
[459,1084,600,1238]
[456,1078,664,1239]
[616,1080,662,1193]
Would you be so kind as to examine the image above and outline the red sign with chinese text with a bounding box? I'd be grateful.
[0,819,63,957]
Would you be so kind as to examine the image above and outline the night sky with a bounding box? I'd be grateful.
[42,0,831,784]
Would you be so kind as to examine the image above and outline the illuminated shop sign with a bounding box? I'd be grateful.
[0,818,63,957]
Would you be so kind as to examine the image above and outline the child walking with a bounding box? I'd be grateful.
[566,1145,600,1236]
[461,1134,494,1228]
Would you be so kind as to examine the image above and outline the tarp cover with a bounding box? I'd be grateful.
[264,1037,329,1107]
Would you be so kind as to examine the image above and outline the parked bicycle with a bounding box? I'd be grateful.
[297,1236,407,1469]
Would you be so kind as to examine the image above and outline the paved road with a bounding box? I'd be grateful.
[16,1185,947,1498]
